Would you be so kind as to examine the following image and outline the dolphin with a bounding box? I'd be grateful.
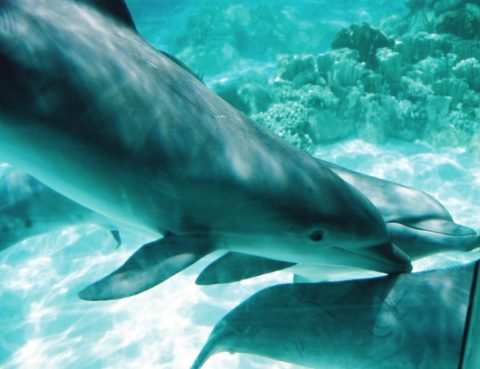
[322,161,480,256]
[196,162,479,285]
[191,262,477,369]
[0,0,411,301]
[0,166,120,252]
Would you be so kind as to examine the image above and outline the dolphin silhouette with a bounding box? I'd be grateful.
[0,0,410,300]
[191,263,477,369]
[0,167,120,252]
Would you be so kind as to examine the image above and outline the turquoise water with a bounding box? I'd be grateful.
[1,1,480,368]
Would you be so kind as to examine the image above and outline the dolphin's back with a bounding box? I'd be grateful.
[0,0,377,236]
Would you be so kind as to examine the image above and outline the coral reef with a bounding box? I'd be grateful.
[252,101,314,152]
[178,1,480,156]
[435,3,480,39]
[452,57,480,91]
[395,0,480,38]
[215,17,480,155]
[331,22,394,69]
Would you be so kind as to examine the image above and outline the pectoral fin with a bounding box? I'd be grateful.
[293,274,312,283]
[196,252,295,285]
[109,229,122,248]
[79,233,213,301]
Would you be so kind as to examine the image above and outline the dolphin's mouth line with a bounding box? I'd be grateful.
[338,244,412,274]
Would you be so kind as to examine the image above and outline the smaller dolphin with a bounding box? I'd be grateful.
[191,262,477,369]
[323,161,480,259]
[0,167,120,252]
[196,162,479,285]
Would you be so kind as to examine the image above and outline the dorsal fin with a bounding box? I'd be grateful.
[75,0,137,31]
[75,1,203,83]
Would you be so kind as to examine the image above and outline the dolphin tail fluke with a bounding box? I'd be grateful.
[78,233,213,301]
[196,252,295,285]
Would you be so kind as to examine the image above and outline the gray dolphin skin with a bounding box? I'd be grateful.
[196,162,480,285]
[0,167,121,252]
[0,0,411,300]
[191,263,477,369]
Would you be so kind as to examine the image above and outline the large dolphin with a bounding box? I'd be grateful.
[0,167,120,252]
[196,162,480,285]
[191,262,477,369]
[0,0,410,300]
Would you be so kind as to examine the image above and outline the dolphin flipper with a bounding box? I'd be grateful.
[292,274,311,283]
[196,252,295,285]
[109,230,122,248]
[79,233,213,300]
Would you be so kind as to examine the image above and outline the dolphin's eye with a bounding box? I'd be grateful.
[309,230,324,242]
